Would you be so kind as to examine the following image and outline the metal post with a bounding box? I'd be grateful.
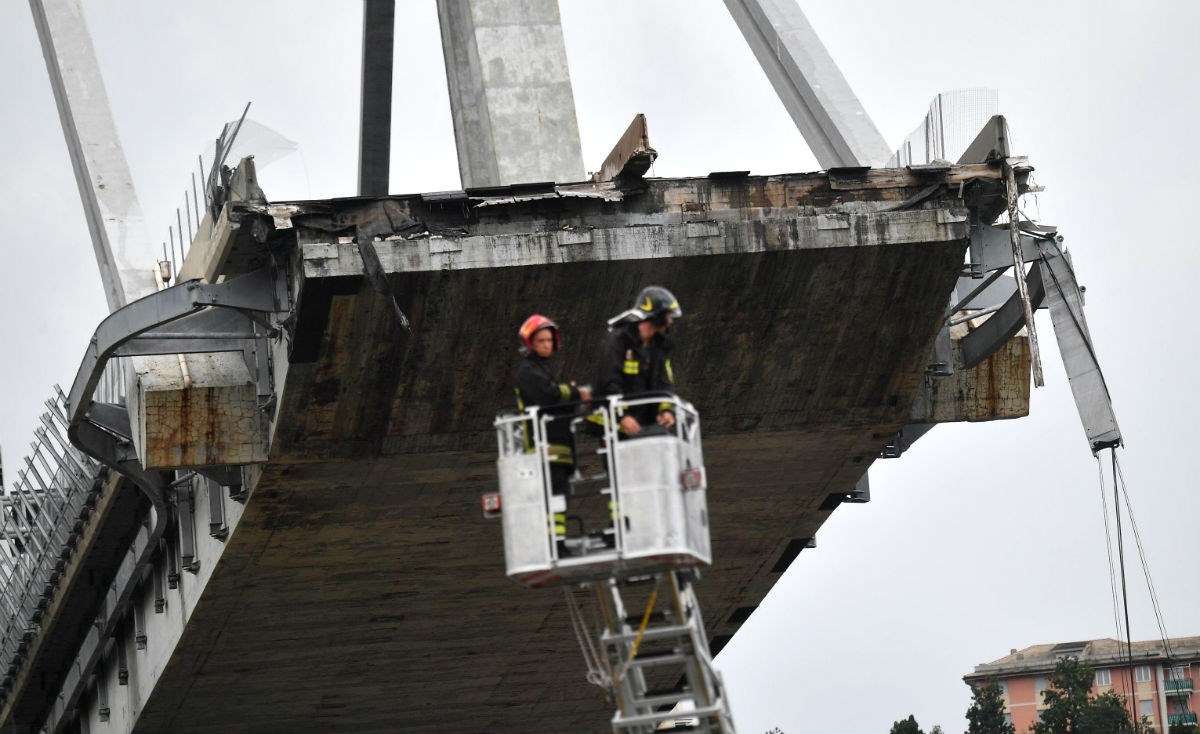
[206,477,227,541]
[115,629,128,685]
[1003,160,1044,386]
[174,478,199,574]
[152,540,166,612]
[358,0,395,196]
[133,600,146,650]
[96,661,109,721]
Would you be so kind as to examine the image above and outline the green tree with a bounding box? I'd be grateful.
[966,679,1015,734]
[1032,657,1094,734]
[1079,690,1143,733]
[889,714,924,734]
[1030,657,1149,734]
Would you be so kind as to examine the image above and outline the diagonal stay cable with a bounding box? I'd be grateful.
[1096,455,1125,642]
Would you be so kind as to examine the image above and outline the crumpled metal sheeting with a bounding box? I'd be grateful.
[265,199,424,240]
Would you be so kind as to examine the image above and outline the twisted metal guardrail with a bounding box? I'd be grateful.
[0,360,124,697]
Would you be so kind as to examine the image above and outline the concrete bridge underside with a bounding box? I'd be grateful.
[136,171,1012,733]
[11,168,1032,734]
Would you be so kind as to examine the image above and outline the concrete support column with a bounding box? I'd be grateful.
[723,0,892,169]
[358,0,395,196]
[436,0,586,187]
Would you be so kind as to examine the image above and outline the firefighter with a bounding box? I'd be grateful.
[593,286,682,437]
[514,315,590,544]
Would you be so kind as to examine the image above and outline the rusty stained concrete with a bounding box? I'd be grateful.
[135,352,266,470]
[114,167,1032,733]
[909,324,1033,424]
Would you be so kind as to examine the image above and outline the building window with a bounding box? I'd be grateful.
[1135,665,1151,683]
[1003,714,1013,727]
[1096,669,1112,686]
[1035,676,1050,698]
[997,680,1008,697]
[1168,665,1188,681]
[1139,699,1155,719]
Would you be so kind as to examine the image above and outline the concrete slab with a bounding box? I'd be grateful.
[127,170,991,732]
[24,167,1040,734]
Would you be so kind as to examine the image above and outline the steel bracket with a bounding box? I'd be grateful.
[66,265,291,444]
[879,423,935,459]
[967,221,1044,277]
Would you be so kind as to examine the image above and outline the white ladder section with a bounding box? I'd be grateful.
[584,570,735,734]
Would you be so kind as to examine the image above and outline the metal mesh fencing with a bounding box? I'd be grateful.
[889,88,999,167]
[0,381,108,693]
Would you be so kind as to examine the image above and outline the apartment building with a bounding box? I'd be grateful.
[965,637,1200,732]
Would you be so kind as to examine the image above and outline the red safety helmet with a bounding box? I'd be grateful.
[518,314,561,353]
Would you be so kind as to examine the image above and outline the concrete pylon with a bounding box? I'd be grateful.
[358,0,395,196]
[29,0,158,310]
[724,0,892,169]
[437,0,586,187]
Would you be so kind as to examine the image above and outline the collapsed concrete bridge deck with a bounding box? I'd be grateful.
[1,163,1035,734]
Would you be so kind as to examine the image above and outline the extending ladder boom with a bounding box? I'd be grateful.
[589,570,735,734]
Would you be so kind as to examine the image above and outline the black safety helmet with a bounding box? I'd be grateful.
[607,285,683,327]
[634,285,682,325]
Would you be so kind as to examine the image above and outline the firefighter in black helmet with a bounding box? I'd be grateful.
[593,286,682,436]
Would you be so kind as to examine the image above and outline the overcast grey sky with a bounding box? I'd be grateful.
[1,2,1198,733]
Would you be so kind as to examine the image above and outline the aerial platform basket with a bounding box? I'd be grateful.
[492,394,711,588]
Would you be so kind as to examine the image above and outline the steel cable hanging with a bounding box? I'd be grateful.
[1096,455,1126,644]
[564,586,611,690]
[1114,454,1191,719]
[1114,456,1172,654]
[1017,194,1176,725]
[1110,448,1139,725]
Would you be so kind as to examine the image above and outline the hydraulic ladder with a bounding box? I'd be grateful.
[494,395,734,731]
[574,570,735,734]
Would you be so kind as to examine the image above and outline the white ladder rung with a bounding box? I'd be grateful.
[603,624,693,644]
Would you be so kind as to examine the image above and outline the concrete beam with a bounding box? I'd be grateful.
[436,0,586,187]
[139,158,272,471]
[29,0,158,310]
[908,325,1032,424]
[302,204,967,278]
[723,0,892,169]
[592,113,656,182]
[133,356,266,470]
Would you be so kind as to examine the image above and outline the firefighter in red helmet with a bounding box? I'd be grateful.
[514,315,591,539]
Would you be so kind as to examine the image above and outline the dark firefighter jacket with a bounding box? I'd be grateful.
[594,322,675,427]
[515,354,581,462]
